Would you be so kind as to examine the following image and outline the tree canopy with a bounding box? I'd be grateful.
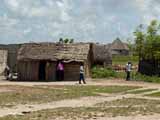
[134,20,160,60]
[59,38,74,44]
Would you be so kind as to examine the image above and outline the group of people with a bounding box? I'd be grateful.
[4,61,131,82]
[57,60,132,82]
[56,61,86,84]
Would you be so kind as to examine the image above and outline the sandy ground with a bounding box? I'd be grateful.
[1,76,160,119]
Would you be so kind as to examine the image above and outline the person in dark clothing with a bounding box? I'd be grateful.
[79,63,86,84]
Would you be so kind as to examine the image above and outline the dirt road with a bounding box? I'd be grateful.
[1,78,160,120]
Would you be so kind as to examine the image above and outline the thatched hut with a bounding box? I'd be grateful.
[17,43,92,81]
[92,44,112,67]
[111,39,129,56]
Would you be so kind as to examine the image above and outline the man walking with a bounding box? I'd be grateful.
[79,63,86,84]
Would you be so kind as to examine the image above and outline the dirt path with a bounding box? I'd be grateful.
[99,114,160,120]
[1,78,160,119]
[0,96,108,117]
[1,91,160,118]
[0,94,137,117]
[1,78,160,89]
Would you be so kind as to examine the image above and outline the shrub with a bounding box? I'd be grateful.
[92,67,117,78]
[91,66,160,83]
[133,72,160,83]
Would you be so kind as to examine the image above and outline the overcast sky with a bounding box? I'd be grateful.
[0,0,160,44]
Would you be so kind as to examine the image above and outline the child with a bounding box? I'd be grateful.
[79,63,86,84]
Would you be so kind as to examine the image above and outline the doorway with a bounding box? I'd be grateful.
[39,61,46,80]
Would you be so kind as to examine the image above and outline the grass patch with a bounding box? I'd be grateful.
[112,55,138,65]
[96,98,160,107]
[133,73,160,83]
[91,67,129,79]
[92,68,160,84]
[126,89,158,94]
[92,67,117,78]
[2,98,160,120]
[147,92,160,97]
[0,85,139,108]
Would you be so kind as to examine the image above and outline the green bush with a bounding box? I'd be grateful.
[91,66,160,83]
[92,67,117,78]
[133,73,160,83]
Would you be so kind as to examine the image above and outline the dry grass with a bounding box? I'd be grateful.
[2,98,160,120]
[0,85,139,108]
[126,89,158,94]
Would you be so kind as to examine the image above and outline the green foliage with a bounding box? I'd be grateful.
[92,67,117,78]
[59,38,63,43]
[134,20,160,60]
[92,67,160,83]
[64,38,69,43]
[133,72,160,83]
[59,38,74,43]
[112,55,139,65]
[70,39,74,43]
[115,71,160,83]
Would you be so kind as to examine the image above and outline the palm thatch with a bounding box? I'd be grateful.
[18,43,91,62]
[92,44,112,65]
[111,39,129,50]
[110,39,129,56]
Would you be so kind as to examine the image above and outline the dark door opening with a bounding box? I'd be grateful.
[39,61,46,80]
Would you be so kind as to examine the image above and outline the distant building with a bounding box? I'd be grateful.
[110,39,129,56]
[0,44,21,72]
[0,49,8,75]
[17,43,92,81]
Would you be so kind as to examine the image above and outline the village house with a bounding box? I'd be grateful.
[110,39,129,56]
[17,43,92,81]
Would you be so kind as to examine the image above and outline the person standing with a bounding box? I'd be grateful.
[4,65,10,80]
[79,63,86,84]
[125,62,132,81]
[57,61,64,81]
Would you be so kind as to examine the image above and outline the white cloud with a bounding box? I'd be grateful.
[5,0,72,21]
[0,14,19,27]
[23,28,32,35]
[6,0,20,11]
[56,0,72,21]
[1,0,160,44]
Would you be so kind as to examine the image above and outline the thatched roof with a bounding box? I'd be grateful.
[92,44,112,63]
[111,39,129,50]
[18,43,90,62]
